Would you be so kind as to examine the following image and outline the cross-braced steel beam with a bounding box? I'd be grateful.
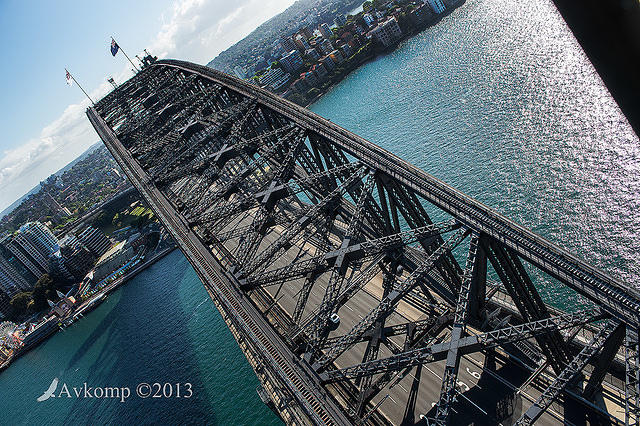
[319,310,601,384]
[516,319,621,425]
[433,232,481,424]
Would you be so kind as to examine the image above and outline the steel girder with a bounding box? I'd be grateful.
[312,228,469,372]
[240,220,460,290]
[516,319,622,425]
[89,61,640,425]
[318,310,601,384]
[432,232,481,424]
[627,326,640,426]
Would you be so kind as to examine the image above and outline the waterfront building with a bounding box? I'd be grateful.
[290,77,310,95]
[19,222,59,258]
[48,290,76,318]
[410,3,435,26]
[320,55,336,72]
[47,251,74,282]
[329,49,344,64]
[0,252,32,297]
[318,23,332,39]
[338,42,354,58]
[258,67,291,92]
[334,14,347,27]
[302,70,320,88]
[305,48,321,61]
[125,233,146,252]
[369,16,403,47]
[426,0,446,14]
[93,241,135,282]
[0,264,23,298]
[442,0,463,8]
[280,50,304,74]
[59,243,95,281]
[363,13,376,27]
[0,237,36,287]
[318,39,335,56]
[0,292,12,319]
[311,63,329,82]
[77,226,111,258]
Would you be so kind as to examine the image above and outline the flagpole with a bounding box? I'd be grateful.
[66,68,95,105]
[112,36,140,72]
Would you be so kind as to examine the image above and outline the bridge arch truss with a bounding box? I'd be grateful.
[88,60,640,425]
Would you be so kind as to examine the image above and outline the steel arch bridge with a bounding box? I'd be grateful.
[88,59,639,425]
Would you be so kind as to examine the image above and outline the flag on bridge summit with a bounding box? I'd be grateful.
[65,69,73,86]
[111,38,120,56]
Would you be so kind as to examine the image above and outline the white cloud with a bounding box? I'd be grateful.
[0,0,294,211]
[0,83,111,210]
[148,0,295,63]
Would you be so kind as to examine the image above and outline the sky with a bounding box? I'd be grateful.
[0,0,296,211]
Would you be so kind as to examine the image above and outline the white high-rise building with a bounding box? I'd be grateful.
[7,233,50,277]
[78,226,112,258]
[369,16,403,48]
[19,222,59,258]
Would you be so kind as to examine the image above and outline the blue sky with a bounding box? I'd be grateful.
[0,0,295,211]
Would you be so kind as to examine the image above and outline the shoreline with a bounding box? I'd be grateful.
[298,1,465,108]
[0,245,178,373]
[302,51,376,107]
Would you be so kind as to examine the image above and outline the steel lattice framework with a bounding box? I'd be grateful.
[88,59,640,425]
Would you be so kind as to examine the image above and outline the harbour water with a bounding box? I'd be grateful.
[0,251,280,425]
[311,0,640,307]
[2,0,639,423]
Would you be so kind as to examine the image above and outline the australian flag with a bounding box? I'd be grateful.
[111,39,119,57]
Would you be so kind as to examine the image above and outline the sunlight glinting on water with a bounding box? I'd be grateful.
[311,0,640,305]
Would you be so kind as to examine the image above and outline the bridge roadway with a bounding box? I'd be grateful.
[149,167,625,425]
[89,104,583,425]
[129,146,624,424]
[88,108,352,425]
[251,221,625,425]
[157,60,640,327]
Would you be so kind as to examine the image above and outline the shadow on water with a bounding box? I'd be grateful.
[0,250,279,425]
[58,253,218,425]
[63,305,118,371]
